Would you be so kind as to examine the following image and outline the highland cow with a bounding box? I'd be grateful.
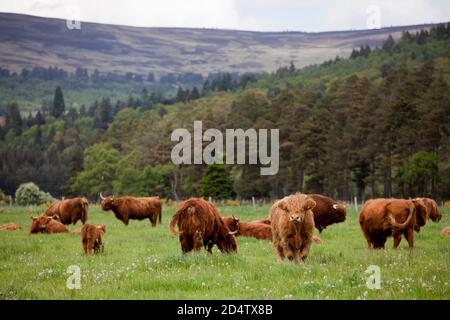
[45,197,89,225]
[169,198,237,254]
[307,194,346,232]
[81,223,106,255]
[100,193,162,227]
[29,215,69,234]
[359,198,427,249]
[269,193,316,262]
[0,223,21,231]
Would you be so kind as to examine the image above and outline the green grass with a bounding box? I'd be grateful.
[0,204,449,300]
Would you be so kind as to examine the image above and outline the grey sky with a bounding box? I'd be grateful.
[0,0,449,31]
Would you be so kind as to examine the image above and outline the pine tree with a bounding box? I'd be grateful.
[201,164,234,199]
[52,86,65,118]
[382,34,395,52]
[5,103,22,135]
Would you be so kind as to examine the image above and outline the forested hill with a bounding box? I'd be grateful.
[0,12,436,76]
[0,24,449,204]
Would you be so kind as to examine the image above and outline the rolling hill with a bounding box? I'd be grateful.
[0,12,437,77]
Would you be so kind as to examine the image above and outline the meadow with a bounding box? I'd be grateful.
[0,204,449,300]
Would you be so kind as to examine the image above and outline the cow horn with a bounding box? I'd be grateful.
[228,230,238,235]
[100,192,106,200]
[333,204,338,209]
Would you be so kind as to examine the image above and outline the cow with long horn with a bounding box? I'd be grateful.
[169,198,237,254]
[100,193,162,227]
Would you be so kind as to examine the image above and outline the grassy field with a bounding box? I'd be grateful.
[0,204,449,300]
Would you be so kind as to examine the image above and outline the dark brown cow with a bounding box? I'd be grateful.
[29,215,69,234]
[81,224,106,255]
[45,197,88,225]
[307,194,346,232]
[0,223,21,231]
[359,198,427,249]
[100,193,162,227]
[169,198,237,254]
[270,193,316,262]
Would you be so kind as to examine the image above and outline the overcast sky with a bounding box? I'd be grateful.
[1,0,449,32]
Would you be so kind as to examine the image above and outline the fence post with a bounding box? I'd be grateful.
[354,196,358,212]
[252,196,256,210]
[208,196,212,203]
[9,195,12,207]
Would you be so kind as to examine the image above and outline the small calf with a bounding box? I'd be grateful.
[81,224,106,255]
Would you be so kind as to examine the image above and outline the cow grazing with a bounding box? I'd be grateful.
[45,197,89,225]
[169,198,237,254]
[359,198,427,249]
[30,215,69,234]
[307,194,346,232]
[441,226,450,236]
[0,223,21,231]
[269,193,316,262]
[414,198,442,223]
[81,223,106,255]
[100,193,162,227]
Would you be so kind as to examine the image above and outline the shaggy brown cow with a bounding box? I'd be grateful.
[0,223,21,231]
[269,193,316,262]
[414,198,442,222]
[71,224,105,235]
[45,197,88,225]
[359,198,427,249]
[441,226,450,236]
[30,215,69,234]
[81,224,106,255]
[100,193,162,227]
[169,198,237,254]
[307,194,346,232]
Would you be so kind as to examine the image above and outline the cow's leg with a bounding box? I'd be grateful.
[87,238,94,255]
[282,239,295,262]
[149,215,157,227]
[206,241,214,254]
[362,228,373,248]
[299,238,312,262]
[405,228,414,249]
[82,239,89,255]
[392,230,402,249]
[272,237,284,261]
[180,235,193,253]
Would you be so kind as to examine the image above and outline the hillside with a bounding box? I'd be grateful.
[0,13,437,77]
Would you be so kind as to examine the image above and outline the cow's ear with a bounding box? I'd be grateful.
[277,200,289,212]
[304,198,316,211]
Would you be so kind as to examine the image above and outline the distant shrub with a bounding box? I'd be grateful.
[15,182,54,206]
[0,189,9,205]
[226,200,241,207]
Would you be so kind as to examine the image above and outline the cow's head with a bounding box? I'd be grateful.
[225,233,238,253]
[29,215,52,234]
[332,203,347,223]
[100,192,114,210]
[223,215,239,233]
[97,224,106,234]
[277,193,316,224]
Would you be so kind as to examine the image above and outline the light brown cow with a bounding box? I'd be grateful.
[414,198,442,223]
[269,193,316,262]
[81,224,106,255]
[441,226,450,236]
[45,197,89,225]
[359,198,427,249]
[29,215,69,234]
[100,193,161,227]
[0,223,21,231]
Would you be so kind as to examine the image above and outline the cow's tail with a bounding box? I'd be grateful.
[81,198,89,224]
[388,204,414,229]
[169,213,181,236]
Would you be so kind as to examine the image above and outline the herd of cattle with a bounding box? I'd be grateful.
[0,193,448,261]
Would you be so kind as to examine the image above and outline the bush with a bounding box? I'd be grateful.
[0,189,9,205]
[15,182,54,206]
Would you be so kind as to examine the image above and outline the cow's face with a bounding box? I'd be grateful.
[226,234,238,252]
[29,215,51,233]
[332,203,347,223]
[224,215,239,233]
[101,197,114,210]
[279,196,316,224]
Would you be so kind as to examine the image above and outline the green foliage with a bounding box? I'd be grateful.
[201,164,235,199]
[399,152,438,196]
[51,86,65,118]
[14,182,53,206]
[71,143,120,196]
[0,189,9,205]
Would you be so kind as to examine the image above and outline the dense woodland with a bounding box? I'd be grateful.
[0,24,449,202]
